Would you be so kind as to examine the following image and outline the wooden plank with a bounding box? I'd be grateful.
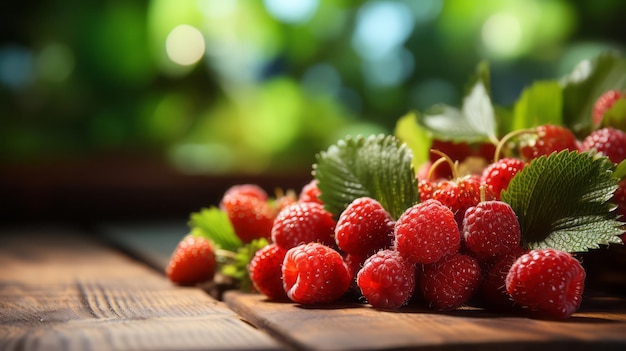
[224,290,626,351]
[0,226,285,351]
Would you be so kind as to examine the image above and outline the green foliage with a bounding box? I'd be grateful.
[602,99,626,131]
[220,238,268,292]
[394,111,432,171]
[512,81,563,130]
[313,134,418,220]
[419,81,497,144]
[561,52,626,137]
[501,151,624,252]
[189,207,242,252]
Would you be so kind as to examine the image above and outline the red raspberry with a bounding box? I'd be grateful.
[282,243,351,304]
[335,197,395,256]
[462,200,521,264]
[479,246,526,312]
[166,235,216,286]
[394,199,460,264]
[431,176,496,228]
[480,158,526,200]
[429,140,474,179]
[344,252,368,280]
[222,184,268,201]
[581,127,626,164]
[221,192,275,243]
[418,179,434,201]
[356,249,415,309]
[419,252,482,310]
[593,90,623,126]
[299,179,323,205]
[519,124,580,161]
[248,243,289,301]
[506,249,586,319]
[271,202,336,250]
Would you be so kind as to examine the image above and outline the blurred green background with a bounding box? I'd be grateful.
[3,0,626,173]
[1,0,625,222]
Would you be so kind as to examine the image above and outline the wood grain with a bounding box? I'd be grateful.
[0,226,284,351]
[224,290,626,351]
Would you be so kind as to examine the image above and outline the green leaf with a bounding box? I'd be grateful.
[501,151,624,252]
[419,81,497,144]
[511,81,563,131]
[601,98,626,130]
[313,134,418,220]
[189,207,242,252]
[562,52,626,137]
[464,60,491,96]
[221,238,268,292]
[463,81,498,144]
[614,159,626,181]
[394,111,432,171]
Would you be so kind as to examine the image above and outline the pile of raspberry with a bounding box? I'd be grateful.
[166,89,626,320]
[247,89,626,320]
[244,180,584,320]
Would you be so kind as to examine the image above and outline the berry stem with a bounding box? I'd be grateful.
[493,128,535,163]
[215,248,239,261]
[430,149,459,180]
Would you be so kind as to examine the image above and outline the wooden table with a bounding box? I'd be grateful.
[2,224,626,351]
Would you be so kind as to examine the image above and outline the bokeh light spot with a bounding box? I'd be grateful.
[301,63,341,96]
[352,1,415,60]
[362,48,414,88]
[0,46,33,89]
[481,12,523,58]
[166,24,206,66]
[263,0,319,24]
[36,43,74,83]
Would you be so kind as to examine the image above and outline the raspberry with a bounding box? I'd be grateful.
[356,249,415,309]
[506,249,586,319]
[593,90,623,126]
[418,179,434,201]
[581,127,626,164]
[248,243,289,301]
[271,202,337,250]
[220,192,275,243]
[222,184,268,201]
[166,235,216,286]
[299,179,323,205]
[419,252,482,310]
[429,140,474,179]
[519,124,580,161]
[394,199,460,264]
[478,246,526,312]
[462,200,521,263]
[344,252,368,280]
[431,176,496,228]
[335,197,395,256]
[282,243,351,304]
[480,158,526,200]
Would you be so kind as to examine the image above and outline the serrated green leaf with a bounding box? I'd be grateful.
[463,81,498,144]
[512,81,563,130]
[394,111,431,170]
[419,81,497,144]
[313,134,418,220]
[562,52,626,137]
[501,151,624,252]
[189,207,242,252]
